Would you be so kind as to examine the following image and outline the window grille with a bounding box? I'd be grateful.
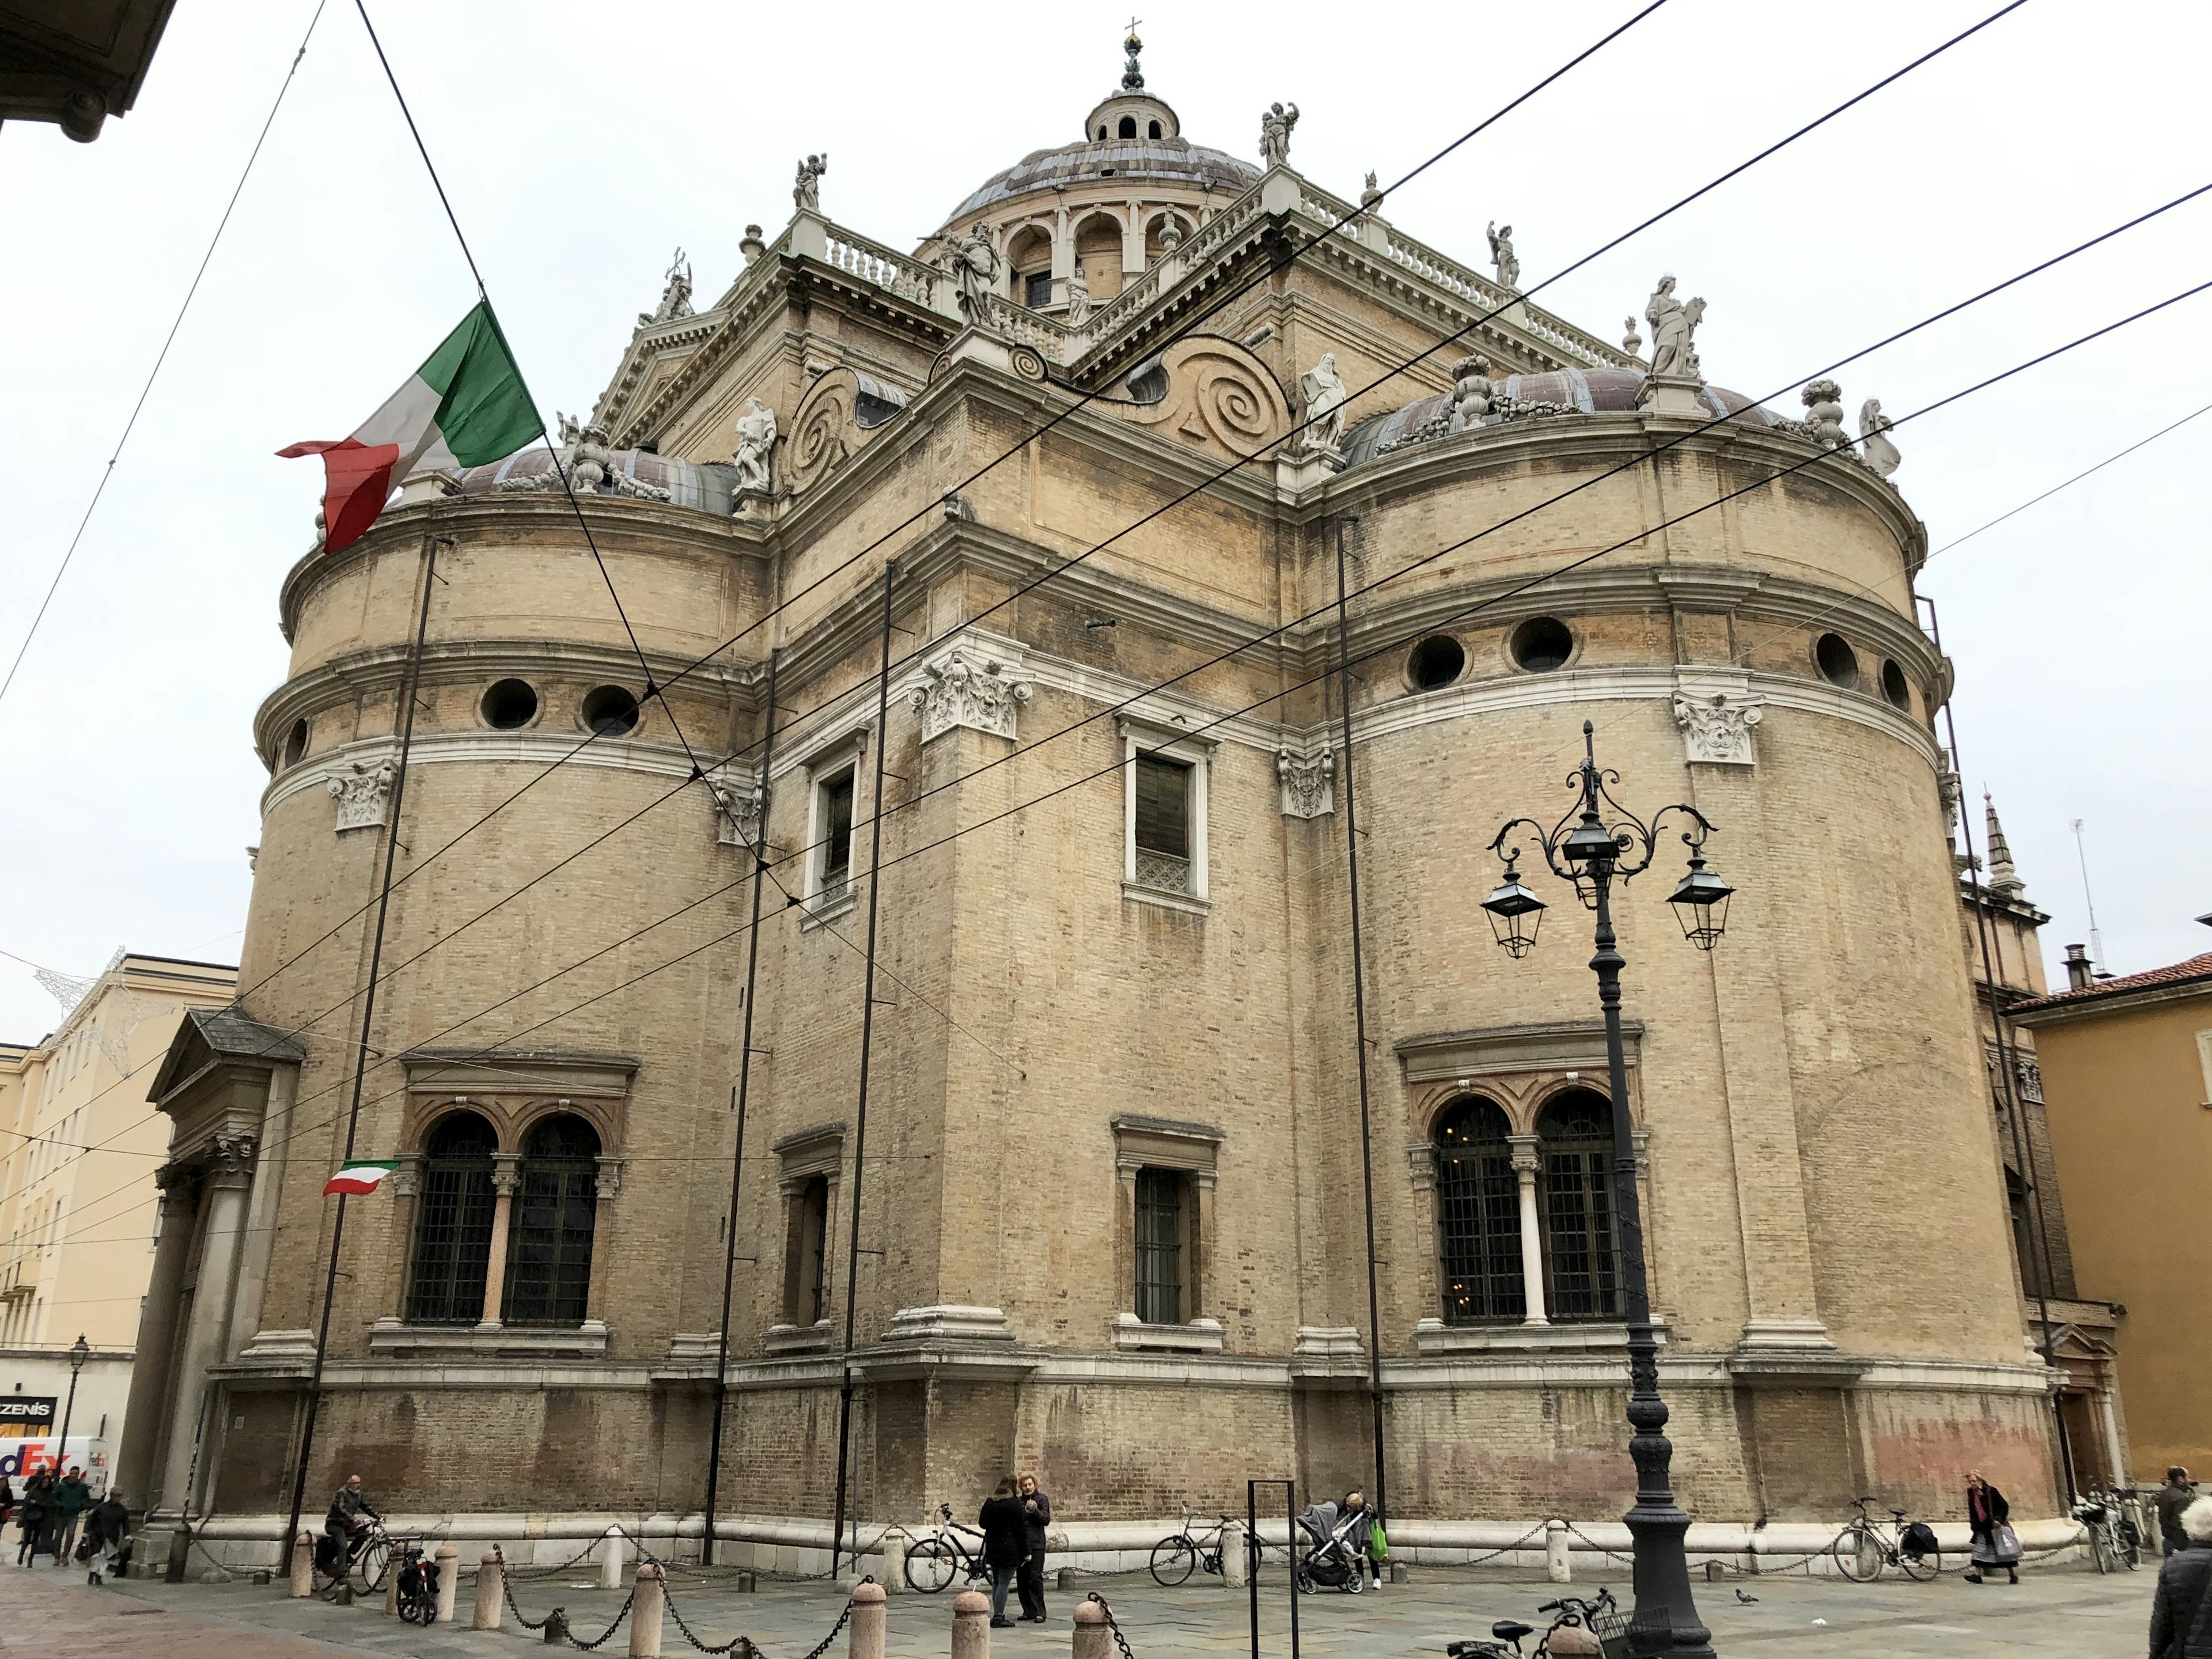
[1133,753,1192,892]
[1539,1091,1619,1320]
[1024,271,1052,308]
[503,1114,600,1325]
[1133,1166,1184,1324]
[407,1111,497,1323]
[1435,1098,1524,1323]
[819,770,855,895]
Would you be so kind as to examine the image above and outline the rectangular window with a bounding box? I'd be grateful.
[816,768,855,899]
[1024,271,1053,308]
[783,1174,830,1324]
[1133,1167,1185,1324]
[1132,754,1192,894]
[1542,1147,1619,1320]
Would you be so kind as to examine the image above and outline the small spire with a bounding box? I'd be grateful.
[1983,790,2024,896]
[1122,18,1145,91]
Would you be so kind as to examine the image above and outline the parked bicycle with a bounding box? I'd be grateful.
[1832,1495,1940,1582]
[1150,1511,1237,1586]
[904,1503,990,1593]
[2073,1487,2141,1574]
[391,1539,440,1625]
[1448,1589,1626,1659]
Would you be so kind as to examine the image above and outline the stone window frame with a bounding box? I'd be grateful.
[1109,1115,1224,1351]
[1118,716,1214,916]
[767,1124,845,1353]
[791,728,869,925]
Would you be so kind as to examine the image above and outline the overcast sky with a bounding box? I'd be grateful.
[3,0,2207,1043]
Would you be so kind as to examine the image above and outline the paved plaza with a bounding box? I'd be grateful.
[0,1554,2162,1659]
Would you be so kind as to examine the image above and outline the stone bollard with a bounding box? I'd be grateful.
[951,1587,991,1659]
[385,1561,401,1616]
[849,1579,887,1659]
[290,1531,315,1598]
[1071,1598,1111,1659]
[1221,1520,1249,1589]
[1056,1566,1074,1593]
[434,1543,460,1623]
[1545,1520,1570,1584]
[628,1563,666,1658]
[601,1526,628,1592]
[475,1552,505,1630]
[879,1526,907,1596]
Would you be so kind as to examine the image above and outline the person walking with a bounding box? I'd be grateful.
[2158,1469,2201,1560]
[978,1478,1029,1629]
[50,1465,90,1567]
[1963,1471,2018,1585]
[15,1471,51,1567]
[1339,1490,1382,1590]
[0,1474,14,1533]
[1015,1473,1052,1623]
[2149,1494,2212,1659]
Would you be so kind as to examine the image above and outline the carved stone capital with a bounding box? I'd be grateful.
[708,774,765,849]
[328,756,400,833]
[1506,1132,1542,1177]
[907,647,1031,744]
[388,1156,422,1200]
[1672,671,1764,766]
[1404,1142,1436,1192]
[1276,748,1335,819]
[594,1156,624,1199]
[491,1152,522,1198]
[209,1132,259,1183]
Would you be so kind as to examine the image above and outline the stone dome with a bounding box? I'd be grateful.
[944,135,1256,227]
[1339,367,1791,470]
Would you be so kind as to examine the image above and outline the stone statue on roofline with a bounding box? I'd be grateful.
[1360,172,1383,213]
[1447,355,1494,431]
[1800,379,1847,452]
[1859,399,1902,476]
[1645,275,1705,381]
[793,153,828,214]
[732,397,778,495]
[1259,101,1299,168]
[1486,221,1520,291]
[1298,353,1347,454]
[946,222,1000,323]
[1064,265,1092,327]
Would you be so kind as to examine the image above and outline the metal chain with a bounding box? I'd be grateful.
[1088,1592,1138,1659]
[568,1586,639,1652]
[494,1544,553,1631]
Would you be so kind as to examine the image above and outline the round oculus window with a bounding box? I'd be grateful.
[581,684,641,737]
[1509,616,1574,673]
[1407,634,1466,691]
[1814,632,1860,689]
[481,678,540,730]
[281,718,309,768]
[1880,658,1911,710]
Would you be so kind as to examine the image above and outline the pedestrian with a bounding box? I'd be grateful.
[1016,1472,1052,1623]
[50,1465,90,1567]
[1339,1490,1382,1590]
[2148,1494,2212,1659]
[15,1471,51,1567]
[2158,1468,2201,1560]
[1962,1470,2018,1585]
[85,1489,128,1580]
[0,1474,14,1532]
[978,1476,1029,1629]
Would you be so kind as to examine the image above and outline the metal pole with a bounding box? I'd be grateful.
[1246,1480,1260,1659]
[283,531,440,1550]
[704,647,779,1565]
[830,561,897,1577]
[1582,749,1711,1657]
[1285,1479,1299,1659]
[1332,520,1389,1532]
[1922,598,2074,1502]
[56,1346,84,1475]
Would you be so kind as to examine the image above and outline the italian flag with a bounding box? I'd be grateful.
[323,1159,400,1196]
[279,301,540,554]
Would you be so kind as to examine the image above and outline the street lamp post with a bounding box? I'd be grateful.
[1480,722,1732,1659]
[56,1333,90,1480]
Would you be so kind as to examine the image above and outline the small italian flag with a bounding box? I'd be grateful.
[323,1160,400,1197]
[279,301,540,554]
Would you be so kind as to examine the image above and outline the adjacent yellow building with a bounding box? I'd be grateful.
[2012,940,2212,1483]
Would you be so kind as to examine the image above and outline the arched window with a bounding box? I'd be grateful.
[1538,1090,1620,1320]
[407,1111,497,1323]
[1117,114,1137,138]
[503,1114,601,1325]
[1074,213,1125,302]
[1435,1097,1523,1324]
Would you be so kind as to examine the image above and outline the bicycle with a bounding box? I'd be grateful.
[391,1539,439,1625]
[1448,1589,1627,1659]
[1831,1495,1940,1582]
[2073,1489,2141,1574]
[314,1515,395,1599]
[1150,1511,1236,1586]
[904,1503,990,1593]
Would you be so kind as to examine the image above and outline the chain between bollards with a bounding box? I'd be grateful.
[1086,1593,1139,1659]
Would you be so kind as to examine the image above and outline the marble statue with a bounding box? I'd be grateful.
[1800,379,1847,451]
[646,249,693,324]
[1065,265,1092,327]
[1259,101,1299,168]
[1360,171,1383,213]
[947,222,1000,322]
[1859,399,1902,476]
[1645,275,1706,380]
[732,397,778,495]
[793,153,828,214]
[1298,352,1347,453]
[1486,221,1520,290]
[1446,354,1493,431]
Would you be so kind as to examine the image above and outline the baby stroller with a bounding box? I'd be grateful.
[1294,1501,1366,1594]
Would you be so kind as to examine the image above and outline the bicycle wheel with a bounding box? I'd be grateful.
[1150,1536,1198,1587]
[2089,1524,2113,1574]
[906,1536,959,1593]
[1832,1524,1883,1582]
[354,1533,392,1594]
[1899,1537,1940,1582]
[2119,1524,2141,1572]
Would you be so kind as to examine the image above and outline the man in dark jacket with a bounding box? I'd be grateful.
[2148,1494,2212,1659]
[16,1471,52,1566]
[1016,1474,1052,1623]
[50,1467,90,1566]
[2160,1469,2200,1559]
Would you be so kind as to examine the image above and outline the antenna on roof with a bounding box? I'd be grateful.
[2069,819,2113,979]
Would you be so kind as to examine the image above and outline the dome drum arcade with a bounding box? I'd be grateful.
[135,35,2055,1572]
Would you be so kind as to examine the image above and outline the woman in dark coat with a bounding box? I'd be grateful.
[2149,1494,2212,1659]
[1963,1471,2017,1585]
[978,1478,1029,1629]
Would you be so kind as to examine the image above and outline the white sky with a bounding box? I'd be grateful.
[2,0,2208,1043]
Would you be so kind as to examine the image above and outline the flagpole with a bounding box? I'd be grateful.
[283,529,440,1552]
[703,646,778,1565]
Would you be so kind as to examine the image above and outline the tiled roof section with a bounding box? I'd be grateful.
[945,138,1257,225]
[2010,952,2212,1014]
[188,1005,306,1063]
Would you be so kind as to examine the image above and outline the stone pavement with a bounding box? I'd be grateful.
[0,1556,2160,1658]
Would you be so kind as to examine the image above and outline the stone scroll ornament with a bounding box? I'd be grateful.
[1277,749,1335,819]
[1671,690,1764,766]
[329,757,399,832]
[1101,337,1290,461]
[907,650,1032,743]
